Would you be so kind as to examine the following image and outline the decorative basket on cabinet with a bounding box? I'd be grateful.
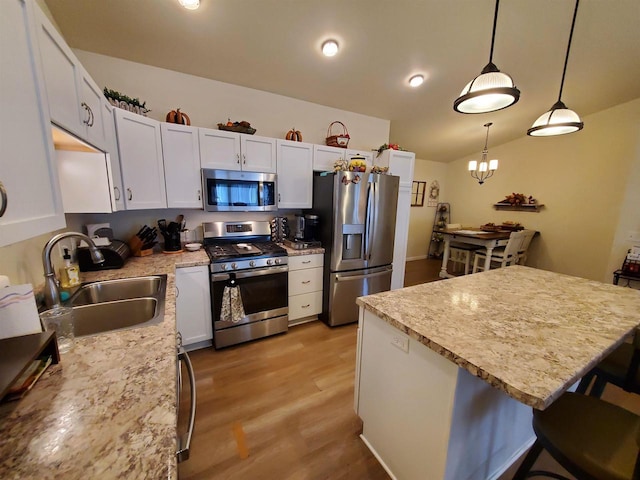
[325,121,350,148]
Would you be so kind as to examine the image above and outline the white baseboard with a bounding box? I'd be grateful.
[487,436,537,480]
[406,254,429,261]
[360,434,398,480]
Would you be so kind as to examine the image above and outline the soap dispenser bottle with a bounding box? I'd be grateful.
[60,248,80,288]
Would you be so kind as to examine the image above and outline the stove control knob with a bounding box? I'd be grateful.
[275,258,281,265]
[249,260,256,267]
[266,259,274,266]
[231,262,238,270]
[220,264,228,271]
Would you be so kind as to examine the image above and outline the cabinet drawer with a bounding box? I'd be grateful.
[289,291,322,321]
[289,267,323,296]
[289,254,323,271]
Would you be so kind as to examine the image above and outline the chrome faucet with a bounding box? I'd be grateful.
[42,232,105,308]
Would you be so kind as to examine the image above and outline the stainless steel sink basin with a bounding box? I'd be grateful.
[64,275,167,336]
[68,276,163,306]
[72,298,159,336]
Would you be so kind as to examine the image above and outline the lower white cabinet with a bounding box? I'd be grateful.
[288,254,323,325]
[175,265,213,350]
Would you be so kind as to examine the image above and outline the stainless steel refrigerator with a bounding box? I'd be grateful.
[312,171,399,326]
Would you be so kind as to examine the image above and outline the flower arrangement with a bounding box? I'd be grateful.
[498,193,536,205]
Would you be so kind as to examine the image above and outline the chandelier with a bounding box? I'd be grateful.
[468,123,498,185]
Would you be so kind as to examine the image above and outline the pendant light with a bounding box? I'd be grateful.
[528,0,584,136]
[468,123,499,185]
[453,0,520,114]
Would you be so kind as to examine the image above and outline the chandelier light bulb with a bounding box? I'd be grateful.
[178,0,200,9]
[409,75,424,88]
[322,40,339,57]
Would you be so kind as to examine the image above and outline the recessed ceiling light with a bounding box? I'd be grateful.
[322,40,339,57]
[409,75,424,88]
[178,0,200,10]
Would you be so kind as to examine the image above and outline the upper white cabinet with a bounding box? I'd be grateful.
[34,7,107,151]
[56,151,115,213]
[0,0,65,247]
[114,109,167,210]
[199,128,276,173]
[313,145,373,172]
[276,140,313,209]
[376,149,416,290]
[102,102,125,210]
[161,123,203,209]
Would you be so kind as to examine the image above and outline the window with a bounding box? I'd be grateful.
[411,181,426,207]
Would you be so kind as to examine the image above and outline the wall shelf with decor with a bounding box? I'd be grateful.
[493,203,544,212]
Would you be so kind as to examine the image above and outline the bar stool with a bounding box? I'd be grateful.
[512,392,640,480]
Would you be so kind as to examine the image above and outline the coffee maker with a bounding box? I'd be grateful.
[286,214,321,249]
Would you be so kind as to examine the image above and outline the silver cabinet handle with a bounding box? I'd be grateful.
[197,189,201,201]
[175,286,180,298]
[127,188,132,201]
[81,102,94,126]
[177,347,196,463]
[113,186,121,201]
[302,260,311,264]
[87,106,94,127]
[0,181,7,217]
[242,154,246,165]
[302,304,310,308]
[236,153,240,164]
[301,280,311,284]
[278,193,281,202]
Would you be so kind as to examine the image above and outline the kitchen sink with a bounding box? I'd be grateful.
[64,275,166,336]
[68,276,164,306]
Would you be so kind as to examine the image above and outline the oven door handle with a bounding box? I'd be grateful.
[212,265,288,280]
[177,346,196,463]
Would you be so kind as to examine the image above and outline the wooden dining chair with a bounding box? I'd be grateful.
[512,392,640,480]
[516,229,536,265]
[446,224,481,275]
[472,230,526,273]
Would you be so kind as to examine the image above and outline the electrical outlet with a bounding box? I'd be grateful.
[391,335,409,353]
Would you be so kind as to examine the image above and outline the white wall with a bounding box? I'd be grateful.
[75,50,390,152]
[443,98,640,282]
[407,159,448,260]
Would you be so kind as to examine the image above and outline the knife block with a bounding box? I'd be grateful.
[128,236,153,257]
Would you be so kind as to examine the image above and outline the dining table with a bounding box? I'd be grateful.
[439,228,513,278]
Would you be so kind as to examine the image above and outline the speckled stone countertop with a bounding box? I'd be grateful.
[281,245,325,256]
[0,249,209,479]
[356,266,640,410]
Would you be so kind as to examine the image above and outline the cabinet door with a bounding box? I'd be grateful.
[56,151,113,213]
[313,144,348,172]
[241,135,276,173]
[276,140,313,209]
[102,102,125,210]
[114,109,167,210]
[198,127,241,171]
[161,123,202,209]
[34,5,83,138]
[176,266,213,348]
[0,0,65,246]
[79,68,107,151]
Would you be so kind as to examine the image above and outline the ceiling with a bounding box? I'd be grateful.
[43,0,640,162]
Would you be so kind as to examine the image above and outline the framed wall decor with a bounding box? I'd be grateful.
[428,180,440,207]
[411,181,426,207]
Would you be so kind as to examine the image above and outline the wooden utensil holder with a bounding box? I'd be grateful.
[128,236,153,257]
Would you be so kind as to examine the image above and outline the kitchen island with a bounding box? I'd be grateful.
[355,266,640,480]
[0,250,209,480]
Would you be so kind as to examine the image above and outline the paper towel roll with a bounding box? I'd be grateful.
[0,275,9,289]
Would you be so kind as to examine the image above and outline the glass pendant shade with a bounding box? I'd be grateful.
[454,63,520,114]
[527,100,584,136]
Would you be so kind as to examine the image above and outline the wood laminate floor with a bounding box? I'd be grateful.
[179,259,639,479]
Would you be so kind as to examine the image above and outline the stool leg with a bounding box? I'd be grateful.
[464,252,470,275]
[512,441,544,480]
[575,371,595,394]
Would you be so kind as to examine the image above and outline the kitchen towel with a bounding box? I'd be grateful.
[0,284,43,340]
[221,286,246,323]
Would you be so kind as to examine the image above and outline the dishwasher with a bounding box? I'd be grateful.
[176,332,196,463]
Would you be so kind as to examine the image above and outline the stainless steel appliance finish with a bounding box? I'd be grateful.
[203,221,289,348]
[201,169,277,212]
[312,172,399,326]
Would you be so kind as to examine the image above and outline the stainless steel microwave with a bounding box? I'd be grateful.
[202,169,277,212]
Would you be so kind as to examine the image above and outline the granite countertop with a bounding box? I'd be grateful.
[356,265,640,410]
[280,245,325,256]
[0,249,209,479]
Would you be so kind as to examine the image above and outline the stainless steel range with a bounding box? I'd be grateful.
[203,221,288,349]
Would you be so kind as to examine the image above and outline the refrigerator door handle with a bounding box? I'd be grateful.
[335,268,391,282]
[365,181,376,260]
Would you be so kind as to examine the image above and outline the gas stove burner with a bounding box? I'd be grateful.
[232,243,262,255]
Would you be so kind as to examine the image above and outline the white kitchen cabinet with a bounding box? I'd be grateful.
[288,254,324,326]
[276,140,313,209]
[114,109,167,210]
[102,102,125,210]
[160,123,203,209]
[0,0,65,247]
[176,265,213,350]
[34,6,107,151]
[199,128,276,173]
[313,145,374,172]
[376,149,415,289]
[56,150,115,213]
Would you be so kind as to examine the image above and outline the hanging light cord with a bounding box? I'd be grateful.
[557,0,580,102]
[488,0,500,65]
[482,122,492,152]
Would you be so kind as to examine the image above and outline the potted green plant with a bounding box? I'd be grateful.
[103,87,150,116]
